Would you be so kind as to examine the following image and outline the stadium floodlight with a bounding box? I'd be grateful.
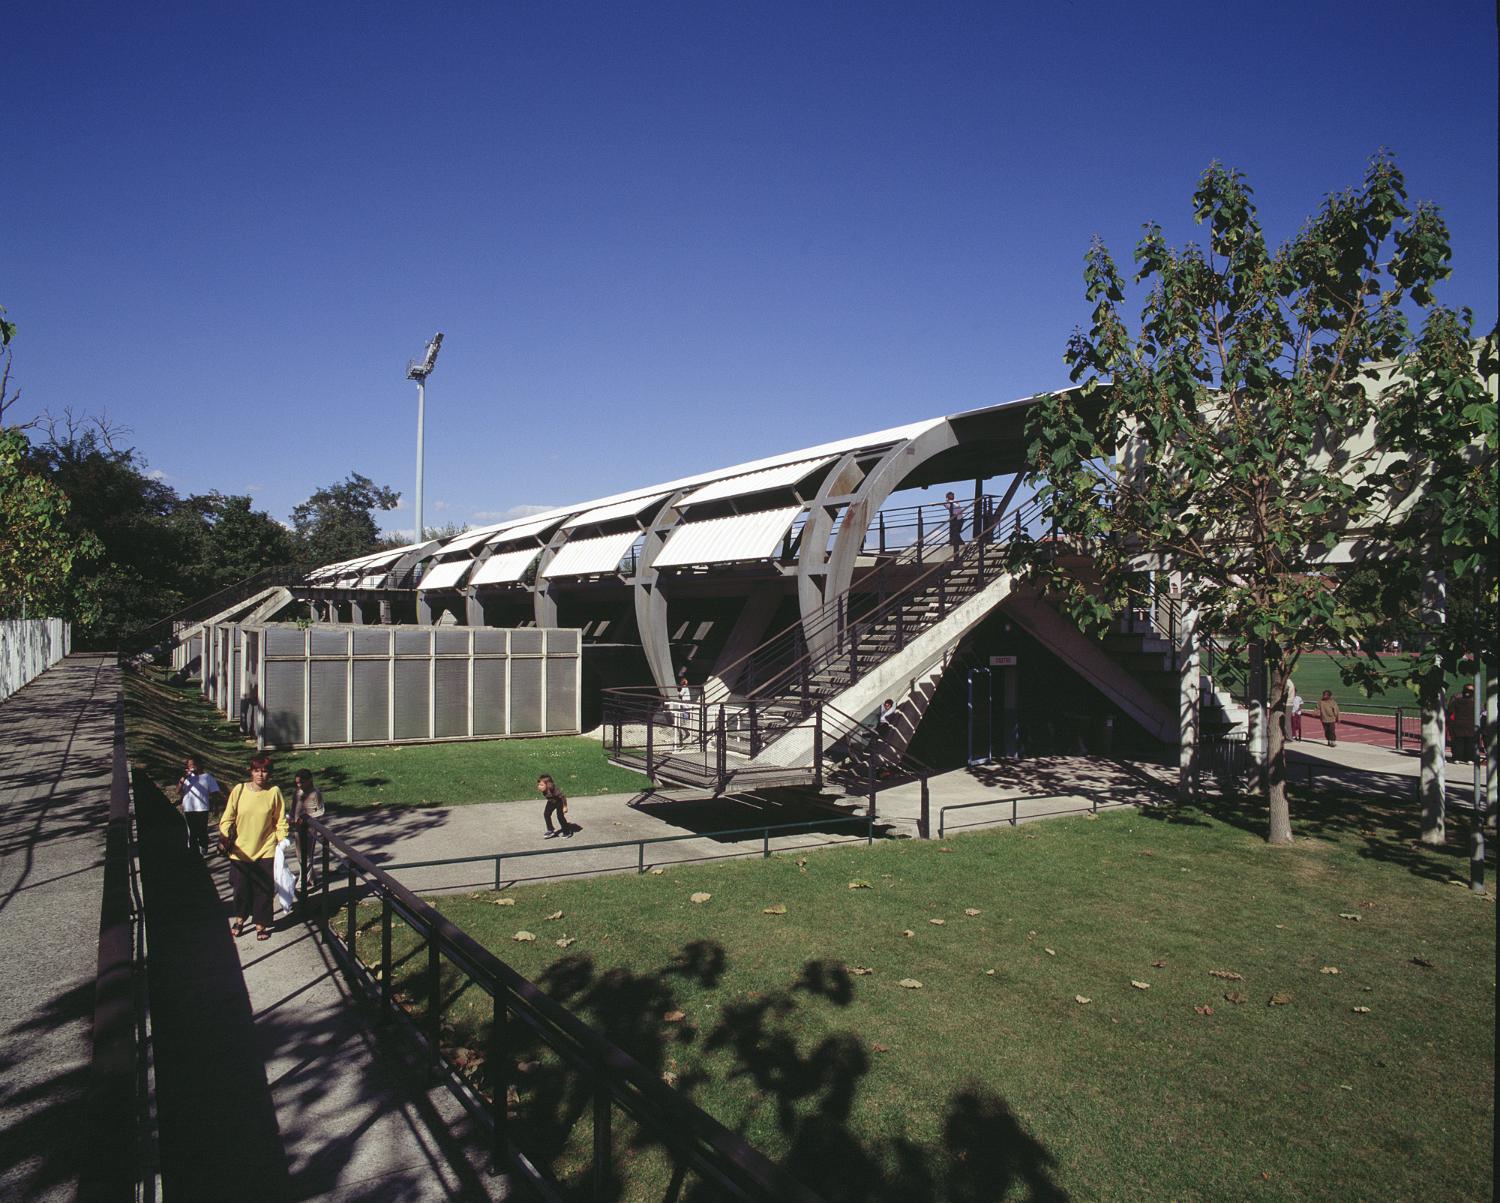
[405,333,443,544]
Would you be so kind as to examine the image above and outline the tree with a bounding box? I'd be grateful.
[0,427,101,621]
[290,472,400,568]
[1021,153,1494,845]
[175,492,297,589]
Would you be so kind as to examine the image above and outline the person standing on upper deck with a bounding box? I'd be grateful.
[944,492,963,550]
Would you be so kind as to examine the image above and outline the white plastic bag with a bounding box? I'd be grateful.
[273,838,298,915]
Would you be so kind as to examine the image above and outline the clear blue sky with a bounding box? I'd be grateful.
[6,1,1496,537]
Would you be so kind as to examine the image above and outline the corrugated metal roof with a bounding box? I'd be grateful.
[356,572,392,589]
[442,525,508,554]
[484,514,562,545]
[537,530,641,579]
[676,457,834,507]
[417,558,476,591]
[561,491,670,530]
[653,506,803,568]
[470,547,542,587]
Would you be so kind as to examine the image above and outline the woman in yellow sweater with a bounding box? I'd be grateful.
[219,754,289,941]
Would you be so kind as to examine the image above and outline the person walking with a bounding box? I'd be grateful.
[944,492,964,551]
[1289,691,1304,742]
[1316,690,1341,747]
[219,754,289,941]
[538,774,578,838]
[177,755,222,856]
[1448,683,1477,763]
[290,769,326,886]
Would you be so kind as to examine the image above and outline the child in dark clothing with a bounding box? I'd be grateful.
[537,774,579,838]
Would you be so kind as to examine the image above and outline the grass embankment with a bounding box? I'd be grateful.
[122,665,647,807]
[1274,651,1467,714]
[367,792,1496,1202]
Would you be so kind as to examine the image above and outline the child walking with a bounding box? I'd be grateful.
[537,774,579,838]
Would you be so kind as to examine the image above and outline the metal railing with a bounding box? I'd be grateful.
[937,793,1133,838]
[295,816,824,1203]
[380,813,877,887]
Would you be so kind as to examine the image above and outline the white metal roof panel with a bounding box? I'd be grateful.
[484,514,562,545]
[653,506,804,568]
[469,547,543,587]
[417,558,476,591]
[441,525,507,554]
[356,572,392,589]
[676,458,834,507]
[561,491,670,530]
[537,530,641,579]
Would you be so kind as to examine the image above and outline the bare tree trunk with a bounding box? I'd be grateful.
[1266,650,1293,845]
[1419,569,1447,845]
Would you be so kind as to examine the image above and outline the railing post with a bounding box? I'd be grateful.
[977,533,985,581]
[298,824,310,907]
[716,706,727,785]
[489,990,510,1170]
[813,706,824,788]
[919,775,930,839]
[645,702,655,775]
[878,512,887,555]
[1012,797,1018,827]
[637,842,645,874]
[867,757,877,822]
[592,1083,613,1200]
[699,697,707,751]
[896,602,905,650]
[916,508,924,563]
[1394,708,1403,752]
[849,622,859,683]
[380,897,393,1019]
[321,834,331,923]
[763,828,771,859]
[427,937,442,1077]
[938,576,947,618]
[346,861,358,954]
[493,855,502,892]
[749,700,760,758]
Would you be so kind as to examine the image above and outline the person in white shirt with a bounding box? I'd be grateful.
[177,755,223,856]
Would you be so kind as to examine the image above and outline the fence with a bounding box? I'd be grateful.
[297,816,823,1202]
[0,616,71,703]
[938,793,1133,838]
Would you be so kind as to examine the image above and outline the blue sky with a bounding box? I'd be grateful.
[6,1,1496,537]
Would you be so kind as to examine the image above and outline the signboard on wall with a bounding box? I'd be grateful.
[988,655,1018,667]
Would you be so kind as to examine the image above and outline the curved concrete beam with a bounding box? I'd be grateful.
[630,492,689,692]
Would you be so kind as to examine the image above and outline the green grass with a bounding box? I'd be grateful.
[1276,651,1467,714]
[363,791,1496,1202]
[123,664,648,808]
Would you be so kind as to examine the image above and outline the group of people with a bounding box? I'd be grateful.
[1283,681,1483,759]
[1283,688,1344,747]
[175,755,324,941]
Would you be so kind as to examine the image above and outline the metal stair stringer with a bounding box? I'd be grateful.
[746,571,1019,772]
[1001,590,1177,743]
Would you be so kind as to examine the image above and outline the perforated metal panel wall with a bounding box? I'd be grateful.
[510,658,543,733]
[263,660,305,746]
[547,629,580,655]
[546,660,577,731]
[311,629,348,657]
[393,660,430,739]
[266,628,304,657]
[474,629,506,655]
[435,629,469,655]
[309,660,348,745]
[395,630,430,657]
[352,661,389,742]
[473,659,505,735]
[511,629,544,655]
[353,628,390,657]
[434,660,469,737]
[188,635,202,677]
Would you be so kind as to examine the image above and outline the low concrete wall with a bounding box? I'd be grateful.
[0,617,72,703]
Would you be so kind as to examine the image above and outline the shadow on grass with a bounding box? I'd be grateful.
[632,787,890,843]
[410,941,1068,1202]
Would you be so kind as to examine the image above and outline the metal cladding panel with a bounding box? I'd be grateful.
[509,658,543,733]
[537,530,640,579]
[472,659,506,735]
[434,660,470,737]
[188,635,202,674]
[561,491,669,530]
[333,574,363,587]
[393,660,431,740]
[546,660,577,731]
[356,573,390,589]
[469,547,541,587]
[435,629,470,655]
[546,629,580,655]
[309,660,348,745]
[395,629,431,657]
[263,660,305,746]
[417,558,475,590]
[474,629,507,654]
[353,628,390,656]
[676,457,834,506]
[352,661,389,742]
[510,629,544,655]
[441,525,508,554]
[265,628,305,657]
[310,629,349,657]
[653,506,804,568]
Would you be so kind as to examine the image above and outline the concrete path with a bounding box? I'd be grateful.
[0,654,117,1203]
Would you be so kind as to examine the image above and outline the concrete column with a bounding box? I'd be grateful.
[350,599,366,625]
[464,591,483,627]
[1177,605,1200,798]
[418,593,437,627]
[705,581,785,703]
[379,598,392,625]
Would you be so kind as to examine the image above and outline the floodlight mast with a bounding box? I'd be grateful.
[405,333,443,545]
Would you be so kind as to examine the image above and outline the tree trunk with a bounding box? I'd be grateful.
[1418,667,1447,845]
[1266,651,1293,845]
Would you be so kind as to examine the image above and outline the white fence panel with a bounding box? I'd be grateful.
[0,618,72,704]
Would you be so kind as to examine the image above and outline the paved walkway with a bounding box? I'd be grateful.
[0,654,117,1202]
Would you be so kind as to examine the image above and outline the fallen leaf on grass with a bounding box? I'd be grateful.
[1151,959,1167,968]
[513,931,536,942]
[1358,900,1377,909]
[1085,812,1098,821]
[1268,992,1293,1006]
[662,1011,685,1023]
[648,868,666,876]
[848,880,871,890]
[1026,930,1038,941]
[1209,969,1244,981]
[898,979,923,989]
[662,1071,678,1086]
[1044,948,1056,956]
[1074,995,1091,1005]
[871,1042,890,1053]
[1320,966,1341,975]
[937,847,955,853]
[984,969,996,976]
[1224,991,1248,1004]
[929,918,946,926]
[848,966,874,976]
[555,936,576,948]
[1194,1005,1214,1015]
[902,930,915,938]
[964,908,981,916]
[1130,980,1150,990]
[763,904,787,915]
[1410,957,1433,968]
[690,892,712,904]
[795,857,807,868]
[1338,913,1361,921]
[546,910,564,921]
[493,898,516,906]
[1351,1006,1371,1014]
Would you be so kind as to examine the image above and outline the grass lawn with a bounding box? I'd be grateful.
[364,789,1496,1202]
[1245,650,1469,715]
[122,665,648,808]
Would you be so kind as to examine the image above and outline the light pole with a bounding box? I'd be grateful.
[405,333,443,544]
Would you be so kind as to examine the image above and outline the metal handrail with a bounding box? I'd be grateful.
[937,793,1133,838]
[297,815,825,1202]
